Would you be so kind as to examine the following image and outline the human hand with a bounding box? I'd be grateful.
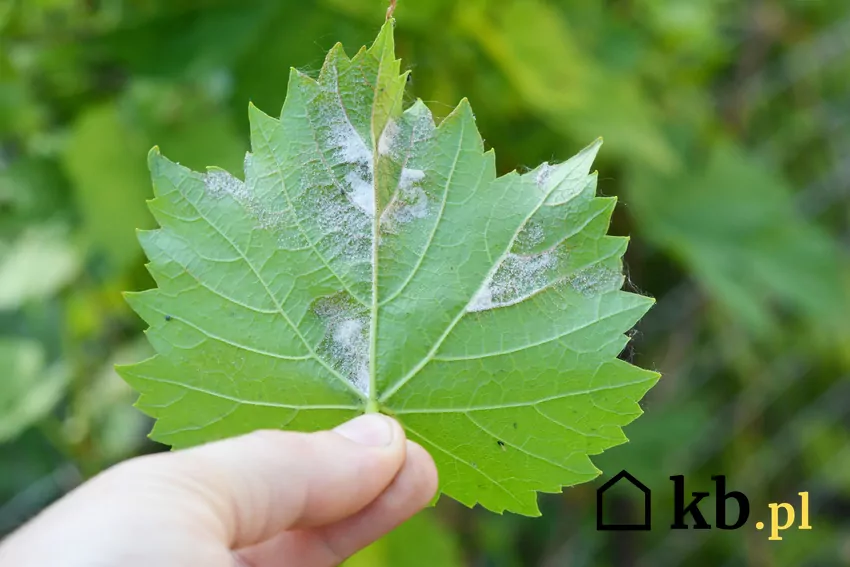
[0,414,438,567]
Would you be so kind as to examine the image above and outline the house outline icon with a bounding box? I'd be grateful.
[596,469,652,531]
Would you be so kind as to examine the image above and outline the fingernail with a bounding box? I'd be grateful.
[334,414,394,447]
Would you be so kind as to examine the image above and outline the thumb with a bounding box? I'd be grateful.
[142,413,410,549]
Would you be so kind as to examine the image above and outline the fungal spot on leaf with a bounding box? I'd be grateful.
[468,250,558,312]
[535,162,553,188]
[314,294,370,394]
[515,221,545,250]
[330,124,374,217]
[565,264,623,296]
[298,72,374,266]
[378,118,399,156]
[344,170,375,216]
[383,168,429,229]
[204,169,249,202]
[320,71,375,218]
[205,157,303,251]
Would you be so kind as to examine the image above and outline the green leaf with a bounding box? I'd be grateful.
[458,0,676,171]
[118,21,657,516]
[0,224,80,310]
[0,339,70,443]
[63,101,156,274]
[63,83,245,276]
[630,141,849,334]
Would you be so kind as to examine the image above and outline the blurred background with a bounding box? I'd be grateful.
[1,0,849,565]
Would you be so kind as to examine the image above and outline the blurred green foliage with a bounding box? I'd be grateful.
[1,0,848,564]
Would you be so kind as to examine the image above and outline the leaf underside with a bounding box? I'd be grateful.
[117,21,658,516]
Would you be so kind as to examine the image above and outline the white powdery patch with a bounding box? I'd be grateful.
[516,221,545,250]
[380,103,436,164]
[204,169,249,202]
[378,119,399,156]
[335,125,372,165]
[327,119,375,217]
[536,162,553,188]
[294,64,375,270]
[310,182,371,262]
[205,154,305,250]
[239,151,308,251]
[468,251,556,312]
[344,170,375,215]
[320,65,376,218]
[397,168,428,219]
[566,264,623,297]
[331,318,370,393]
[381,167,429,229]
[400,168,426,190]
[314,296,370,394]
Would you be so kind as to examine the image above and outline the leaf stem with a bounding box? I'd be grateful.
[365,398,380,413]
[386,0,397,20]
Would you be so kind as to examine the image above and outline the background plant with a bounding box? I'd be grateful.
[1,1,848,565]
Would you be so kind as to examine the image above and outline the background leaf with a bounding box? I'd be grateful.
[630,140,849,334]
[0,339,69,443]
[0,224,80,310]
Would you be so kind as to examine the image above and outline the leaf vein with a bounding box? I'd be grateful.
[434,300,640,361]
[130,373,360,410]
[392,374,656,414]
[402,422,525,508]
[464,412,588,475]
[170,178,363,398]
[146,305,311,361]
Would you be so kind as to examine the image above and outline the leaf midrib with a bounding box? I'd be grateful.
[368,39,389,407]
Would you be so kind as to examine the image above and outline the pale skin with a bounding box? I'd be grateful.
[0,414,439,567]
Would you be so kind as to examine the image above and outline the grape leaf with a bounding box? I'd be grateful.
[117,21,658,516]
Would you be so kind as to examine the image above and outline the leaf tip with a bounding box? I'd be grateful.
[375,16,396,42]
[444,97,475,126]
[147,146,161,168]
[525,506,543,518]
[581,137,603,161]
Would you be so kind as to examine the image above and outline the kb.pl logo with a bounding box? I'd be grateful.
[597,470,812,541]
